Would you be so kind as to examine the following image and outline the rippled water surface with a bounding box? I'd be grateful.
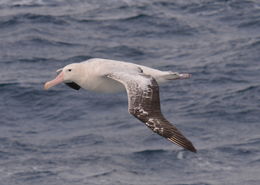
[0,0,260,185]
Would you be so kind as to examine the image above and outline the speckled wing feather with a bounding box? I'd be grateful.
[107,72,197,153]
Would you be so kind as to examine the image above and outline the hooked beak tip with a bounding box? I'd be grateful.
[43,82,50,90]
[44,71,64,90]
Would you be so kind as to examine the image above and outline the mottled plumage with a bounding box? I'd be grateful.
[107,72,196,152]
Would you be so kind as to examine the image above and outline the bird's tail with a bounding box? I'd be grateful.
[157,71,191,83]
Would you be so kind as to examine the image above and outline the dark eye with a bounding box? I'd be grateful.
[68,69,72,72]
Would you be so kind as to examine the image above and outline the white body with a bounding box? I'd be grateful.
[44,58,190,93]
[69,58,177,93]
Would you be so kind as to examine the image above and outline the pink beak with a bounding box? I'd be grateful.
[44,72,64,90]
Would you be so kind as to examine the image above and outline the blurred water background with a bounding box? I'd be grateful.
[0,0,260,184]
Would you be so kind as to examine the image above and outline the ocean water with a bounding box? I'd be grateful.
[0,0,260,184]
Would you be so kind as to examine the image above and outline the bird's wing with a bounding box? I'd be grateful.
[107,72,196,153]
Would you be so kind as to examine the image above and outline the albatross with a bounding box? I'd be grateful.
[44,58,197,152]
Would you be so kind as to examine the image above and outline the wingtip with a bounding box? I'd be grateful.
[167,137,197,153]
[184,142,197,153]
[182,143,197,153]
[188,146,197,153]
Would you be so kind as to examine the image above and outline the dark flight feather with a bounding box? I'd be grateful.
[107,72,196,153]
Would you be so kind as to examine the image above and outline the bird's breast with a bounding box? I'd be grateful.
[80,76,125,93]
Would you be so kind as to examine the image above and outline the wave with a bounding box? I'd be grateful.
[0,13,68,28]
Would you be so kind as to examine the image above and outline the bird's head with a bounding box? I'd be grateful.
[44,63,82,90]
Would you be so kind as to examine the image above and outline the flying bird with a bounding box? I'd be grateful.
[44,58,196,152]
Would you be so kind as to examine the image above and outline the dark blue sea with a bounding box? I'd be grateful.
[0,0,260,184]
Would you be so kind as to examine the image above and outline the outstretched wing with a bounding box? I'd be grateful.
[107,72,196,153]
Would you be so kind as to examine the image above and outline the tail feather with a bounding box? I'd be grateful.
[160,71,191,81]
